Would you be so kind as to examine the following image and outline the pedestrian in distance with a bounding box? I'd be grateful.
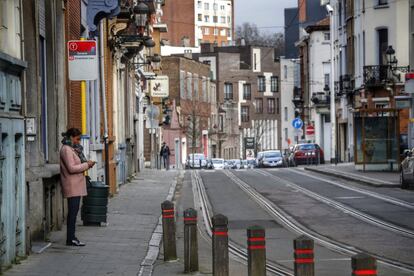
[160,142,171,170]
[60,128,96,246]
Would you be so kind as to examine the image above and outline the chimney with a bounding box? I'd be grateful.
[184,49,193,60]
[240,37,246,46]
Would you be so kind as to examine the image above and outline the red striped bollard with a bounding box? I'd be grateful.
[294,235,314,276]
[352,253,377,276]
[212,214,229,276]
[247,225,266,276]
[184,208,198,273]
[161,200,177,261]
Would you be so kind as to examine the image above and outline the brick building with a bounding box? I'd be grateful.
[197,44,281,159]
[161,0,234,47]
[162,55,212,166]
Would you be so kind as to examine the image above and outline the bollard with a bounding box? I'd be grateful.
[247,225,266,276]
[352,253,377,276]
[212,214,229,276]
[184,208,198,273]
[294,235,314,276]
[161,200,177,261]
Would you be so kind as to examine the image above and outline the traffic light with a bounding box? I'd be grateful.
[161,98,172,125]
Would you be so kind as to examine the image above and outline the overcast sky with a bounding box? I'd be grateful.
[235,0,297,33]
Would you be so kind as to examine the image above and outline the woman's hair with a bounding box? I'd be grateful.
[64,128,81,138]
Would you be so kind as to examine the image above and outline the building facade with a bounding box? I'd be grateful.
[161,0,234,47]
[280,58,301,150]
[0,0,26,268]
[162,56,212,166]
[197,44,281,159]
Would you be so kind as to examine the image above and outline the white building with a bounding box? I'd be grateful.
[280,58,301,150]
[306,22,332,162]
[195,0,234,47]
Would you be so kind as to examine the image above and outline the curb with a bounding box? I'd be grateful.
[304,167,400,188]
[138,170,183,276]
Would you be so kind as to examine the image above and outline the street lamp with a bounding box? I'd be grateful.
[151,54,161,70]
[133,1,149,28]
[386,45,398,65]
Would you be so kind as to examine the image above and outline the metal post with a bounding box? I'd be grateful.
[161,200,177,261]
[184,208,198,273]
[247,225,266,276]
[294,235,314,276]
[212,214,229,276]
[351,253,377,276]
[328,8,337,164]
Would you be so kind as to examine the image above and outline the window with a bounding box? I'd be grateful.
[243,84,251,100]
[378,0,388,5]
[284,128,288,141]
[221,5,225,10]
[284,65,288,79]
[378,28,388,65]
[213,28,218,36]
[187,73,192,99]
[254,53,257,71]
[204,27,210,35]
[221,41,226,46]
[224,83,233,100]
[213,16,218,23]
[204,2,209,10]
[180,70,186,99]
[267,98,275,114]
[258,76,266,92]
[324,32,330,41]
[40,36,48,160]
[204,15,209,22]
[271,76,278,92]
[198,14,202,21]
[227,16,231,24]
[284,107,288,121]
[194,74,199,100]
[255,98,263,113]
[197,1,202,8]
[241,106,249,122]
[219,115,224,132]
[220,29,226,36]
[324,74,330,87]
[213,3,218,10]
[220,16,226,23]
[202,77,207,102]
[277,98,279,114]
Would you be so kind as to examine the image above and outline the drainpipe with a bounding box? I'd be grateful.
[99,21,110,186]
[328,6,337,165]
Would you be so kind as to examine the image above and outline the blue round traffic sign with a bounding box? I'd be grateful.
[292,118,303,129]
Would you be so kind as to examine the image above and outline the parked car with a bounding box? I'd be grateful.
[246,159,257,169]
[289,144,324,166]
[224,160,233,169]
[230,159,241,169]
[400,149,414,189]
[205,159,214,169]
[211,158,225,169]
[258,150,286,168]
[241,160,248,169]
[186,153,206,169]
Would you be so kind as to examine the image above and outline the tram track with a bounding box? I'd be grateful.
[223,169,414,273]
[191,170,294,276]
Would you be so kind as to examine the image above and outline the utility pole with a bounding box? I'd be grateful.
[327,4,337,164]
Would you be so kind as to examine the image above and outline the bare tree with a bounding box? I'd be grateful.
[252,120,265,154]
[235,22,285,57]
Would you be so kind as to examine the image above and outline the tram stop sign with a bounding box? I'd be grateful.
[68,40,98,81]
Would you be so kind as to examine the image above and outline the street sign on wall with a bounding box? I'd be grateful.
[244,137,255,149]
[68,40,98,80]
[149,76,169,98]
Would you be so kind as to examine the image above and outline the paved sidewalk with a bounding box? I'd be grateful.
[5,170,179,276]
[304,163,400,187]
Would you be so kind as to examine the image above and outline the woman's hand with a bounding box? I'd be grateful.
[87,160,96,168]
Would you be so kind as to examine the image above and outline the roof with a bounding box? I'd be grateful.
[305,17,330,33]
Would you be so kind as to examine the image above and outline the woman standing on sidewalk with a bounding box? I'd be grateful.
[60,128,95,246]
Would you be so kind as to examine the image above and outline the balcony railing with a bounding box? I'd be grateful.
[363,65,410,88]
[311,92,330,107]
